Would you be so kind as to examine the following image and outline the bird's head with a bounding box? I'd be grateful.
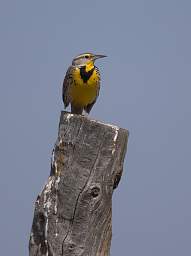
[72,53,107,70]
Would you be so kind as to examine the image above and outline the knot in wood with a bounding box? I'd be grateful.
[91,186,100,198]
[68,242,76,251]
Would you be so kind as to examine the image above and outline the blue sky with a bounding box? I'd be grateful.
[0,1,191,255]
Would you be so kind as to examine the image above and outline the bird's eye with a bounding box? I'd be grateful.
[85,55,89,59]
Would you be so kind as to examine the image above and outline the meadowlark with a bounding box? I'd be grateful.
[62,53,106,114]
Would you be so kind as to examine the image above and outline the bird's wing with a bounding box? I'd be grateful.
[62,65,75,108]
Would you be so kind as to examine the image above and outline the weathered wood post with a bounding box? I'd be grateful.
[29,111,128,256]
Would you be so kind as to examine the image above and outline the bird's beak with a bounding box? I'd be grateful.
[93,54,107,60]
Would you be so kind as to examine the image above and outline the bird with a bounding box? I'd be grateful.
[62,52,106,115]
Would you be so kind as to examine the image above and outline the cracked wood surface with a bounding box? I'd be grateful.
[29,111,129,256]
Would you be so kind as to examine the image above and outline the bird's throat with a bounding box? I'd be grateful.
[80,65,95,83]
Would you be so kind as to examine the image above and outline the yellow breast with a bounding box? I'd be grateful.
[70,68,99,107]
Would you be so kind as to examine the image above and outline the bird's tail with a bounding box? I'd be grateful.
[71,105,83,115]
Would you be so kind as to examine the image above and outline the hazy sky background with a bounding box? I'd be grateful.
[0,1,191,255]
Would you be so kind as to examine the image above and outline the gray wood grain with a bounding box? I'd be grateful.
[29,111,129,256]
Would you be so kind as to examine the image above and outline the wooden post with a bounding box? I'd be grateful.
[29,111,129,256]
